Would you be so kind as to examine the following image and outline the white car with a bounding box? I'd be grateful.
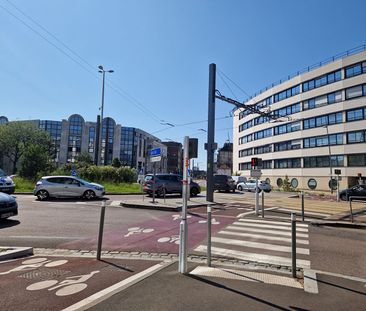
[237,179,271,193]
[0,169,16,194]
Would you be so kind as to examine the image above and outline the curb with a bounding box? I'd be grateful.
[0,247,33,261]
[121,201,212,212]
[310,221,366,229]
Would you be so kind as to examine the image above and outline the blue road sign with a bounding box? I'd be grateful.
[71,168,77,176]
[149,148,161,157]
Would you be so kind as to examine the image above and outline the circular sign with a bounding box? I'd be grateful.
[308,178,317,190]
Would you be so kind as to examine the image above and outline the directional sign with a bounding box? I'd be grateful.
[71,168,77,176]
[250,169,262,178]
[150,155,161,162]
[149,148,161,157]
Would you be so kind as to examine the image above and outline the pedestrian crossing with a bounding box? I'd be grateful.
[194,217,311,268]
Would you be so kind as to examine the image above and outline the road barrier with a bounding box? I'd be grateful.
[97,200,107,260]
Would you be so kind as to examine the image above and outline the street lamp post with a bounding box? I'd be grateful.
[324,125,333,194]
[97,65,114,166]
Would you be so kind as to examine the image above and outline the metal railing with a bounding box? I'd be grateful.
[243,44,366,103]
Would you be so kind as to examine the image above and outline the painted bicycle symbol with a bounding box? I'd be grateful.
[198,218,220,225]
[26,270,100,296]
[124,227,154,237]
[0,257,68,275]
[157,235,180,244]
[172,214,192,221]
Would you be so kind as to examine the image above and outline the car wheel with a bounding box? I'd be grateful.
[238,186,243,191]
[340,193,348,201]
[190,187,199,197]
[232,188,235,193]
[83,190,96,200]
[37,190,49,201]
[264,190,271,193]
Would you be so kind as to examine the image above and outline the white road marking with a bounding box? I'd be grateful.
[194,245,311,268]
[226,225,309,238]
[62,262,171,311]
[8,236,81,240]
[110,200,121,206]
[190,266,303,289]
[233,221,308,232]
[219,230,309,245]
[211,237,309,255]
[310,269,366,284]
[237,206,278,218]
[303,269,319,294]
[238,218,308,228]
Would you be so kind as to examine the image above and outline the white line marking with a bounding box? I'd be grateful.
[238,218,308,228]
[211,237,310,255]
[226,225,309,238]
[303,269,319,294]
[219,230,309,245]
[8,236,81,240]
[194,245,311,268]
[233,222,308,232]
[110,201,121,206]
[62,262,171,311]
[310,269,366,284]
[237,207,278,218]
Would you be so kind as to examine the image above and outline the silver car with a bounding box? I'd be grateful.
[237,179,272,193]
[0,169,16,194]
[34,176,105,200]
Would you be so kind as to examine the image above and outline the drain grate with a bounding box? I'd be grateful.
[18,268,70,281]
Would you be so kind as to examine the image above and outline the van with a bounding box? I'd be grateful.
[213,175,236,192]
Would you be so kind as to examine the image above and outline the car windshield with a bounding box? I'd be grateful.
[145,175,154,181]
[0,169,6,177]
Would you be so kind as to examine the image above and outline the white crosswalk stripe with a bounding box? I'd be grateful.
[194,217,311,268]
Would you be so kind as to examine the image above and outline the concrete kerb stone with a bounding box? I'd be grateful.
[0,246,33,261]
[311,220,366,229]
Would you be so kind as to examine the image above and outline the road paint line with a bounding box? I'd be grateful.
[190,266,303,289]
[237,206,278,218]
[62,262,172,311]
[194,245,311,268]
[238,218,308,228]
[8,236,81,240]
[310,269,366,284]
[219,230,309,245]
[211,237,310,255]
[303,269,319,294]
[110,200,121,206]
[233,222,308,232]
[275,208,330,217]
[227,225,309,238]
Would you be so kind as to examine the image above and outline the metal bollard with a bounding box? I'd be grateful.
[301,191,305,222]
[207,205,212,267]
[261,191,264,218]
[291,213,297,278]
[163,183,166,203]
[97,200,106,260]
[349,197,354,223]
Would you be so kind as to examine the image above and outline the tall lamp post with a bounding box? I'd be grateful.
[324,125,333,194]
[97,65,114,166]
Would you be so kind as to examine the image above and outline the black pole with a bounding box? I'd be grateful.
[94,115,100,165]
[206,63,216,202]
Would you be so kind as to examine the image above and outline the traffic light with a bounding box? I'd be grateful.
[251,157,262,168]
[189,138,198,159]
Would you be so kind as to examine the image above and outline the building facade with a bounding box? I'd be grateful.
[233,47,366,191]
[162,141,183,174]
[216,142,233,175]
[0,114,167,174]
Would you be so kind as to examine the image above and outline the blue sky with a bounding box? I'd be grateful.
[1,0,365,169]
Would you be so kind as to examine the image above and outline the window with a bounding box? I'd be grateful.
[239,148,253,157]
[347,131,365,144]
[304,155,344,168]
[274,121,301,135]
[272,103,300,118]
[303,91,342,110]
[277,178,283,187]
[291,178,298,188]
[308,179,317,190]
[262,160,272,169]
[348,154,366,166]
[274,158,301,168]
[304,134,343,148]
[347,108,364,121]
[253,128,272,140]
[345,85,363,99]
[239,162,251,170]
[274,140,301,151]
[345,62,366,78]
[274,85,300,103]
[254,144,272,155]
[302,70,341,92]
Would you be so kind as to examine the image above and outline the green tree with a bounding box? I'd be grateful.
[112,157,122,168]
[282,175,293,192]
[19,144,51,179]
[75,151,93,167]
[0,122,51,174]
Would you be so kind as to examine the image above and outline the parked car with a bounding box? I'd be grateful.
[0,169,16,194]
[213,175,236,192]
[231,176,247,187]
[339,184,366,201]
[237,179,271,193]
[34,176,105,200]
[0,192,18,220]
[143,174,201,197]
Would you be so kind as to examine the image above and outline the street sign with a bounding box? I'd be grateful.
[71,168,77,176]
[150,155,161,162]
[250,169,262,178]
[334,169,341,175]
[149,148,161,157]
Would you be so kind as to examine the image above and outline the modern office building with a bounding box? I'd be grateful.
[233,46,366,191]
[0,114,167,174]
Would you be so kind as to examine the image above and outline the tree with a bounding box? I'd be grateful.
[0,122,52,174]
[111,157,122,168]
[282,175,293,192]
[75,151,93,167]
[19,144,51,179]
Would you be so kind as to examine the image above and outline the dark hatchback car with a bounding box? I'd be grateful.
[339,184,366,201]
[0,192,18,220]
[143,174,201,197]
[213,174,236,192]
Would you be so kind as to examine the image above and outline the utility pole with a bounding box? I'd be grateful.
[206,63,217,202]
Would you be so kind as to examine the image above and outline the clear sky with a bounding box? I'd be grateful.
[1,0,365,169]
